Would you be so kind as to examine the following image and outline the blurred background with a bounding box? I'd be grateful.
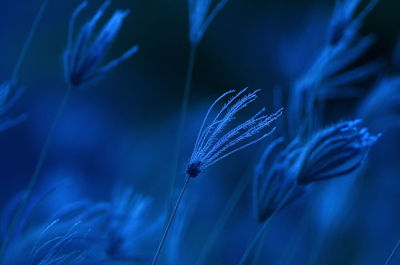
[0,0,399,264]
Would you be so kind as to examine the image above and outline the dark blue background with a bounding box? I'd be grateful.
[0,0,399,264]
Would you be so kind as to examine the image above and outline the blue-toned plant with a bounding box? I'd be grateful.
[288,0,381,138]
[0,0,50,136]
[64,1,138,88]
[296,120,380,184]
[152,88,282,264]
[253,138,304,223]
[168,0,232,215]
[0,1,138,260]
[238,120,379,264]
[2,185,161,265]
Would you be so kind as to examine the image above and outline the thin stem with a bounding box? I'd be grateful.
[385,239,400,265]
[280,202,310,265]
[252,224,268,265]
[152,176,191,265]
[166,44,197,216]
[196,171,251,265]
[196,141,272,265]
[0,86,73,259]
[10,0,50,87]
[238,219,272,265]
[237,185,297,265]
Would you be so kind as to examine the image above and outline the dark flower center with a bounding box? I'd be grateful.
[186,161,202,178]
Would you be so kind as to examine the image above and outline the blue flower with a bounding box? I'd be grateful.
[187,88,283,178]
[64,1,138,88]
[253,138,306,222]
[296,120,380,185]
[288,0,381,137]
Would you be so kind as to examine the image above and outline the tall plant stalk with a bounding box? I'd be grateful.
[0,0,51,259]
[0,85,72,259]
[10,0,50,87]
[385,239,400,265]
[238,217,273,265]
[152,176,191,265]
[196,167,252,265]
[238,185,297,265]
[167,44,197,215]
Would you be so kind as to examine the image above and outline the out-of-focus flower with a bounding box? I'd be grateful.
[101,188,164,261]
[253,138,306,222]
[288,0,381,137]
[254,120,379,222]
[64,1,138,88]
[188,0,229,45]
[1,185,162,265]
[296,120,380,185]
[187,88,283,178]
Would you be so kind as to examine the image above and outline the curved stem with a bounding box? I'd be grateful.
[385,239,400,265]
[0,86,72,259]
[152,176,191,265]
[10,0,50,87]
[166,44,197,216]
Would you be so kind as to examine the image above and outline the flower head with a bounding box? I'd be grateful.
[296,120,380,185]
[188,0,229,44]
[187,88,283,178]
[64,1,138,88]
[253,138,305,222]
[288,0,381,138]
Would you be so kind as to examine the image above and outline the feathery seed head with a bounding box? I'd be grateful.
[64,1,138,88]
[188,0,229,44]
[296,120,380,185]
[187,88,283,178]
[253,138,306,222]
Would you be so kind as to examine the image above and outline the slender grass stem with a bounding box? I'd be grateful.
[10,0,50,87]
[238,185,297,265]
[385,239,400,265]
[0,85,72,259]
[238,218,273,265]
[252,223,268,265]
[280,202,310,265]
[196,171,251,265]
[152,176,191,265]
[196,141,273,265]
[166,44,197,217]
